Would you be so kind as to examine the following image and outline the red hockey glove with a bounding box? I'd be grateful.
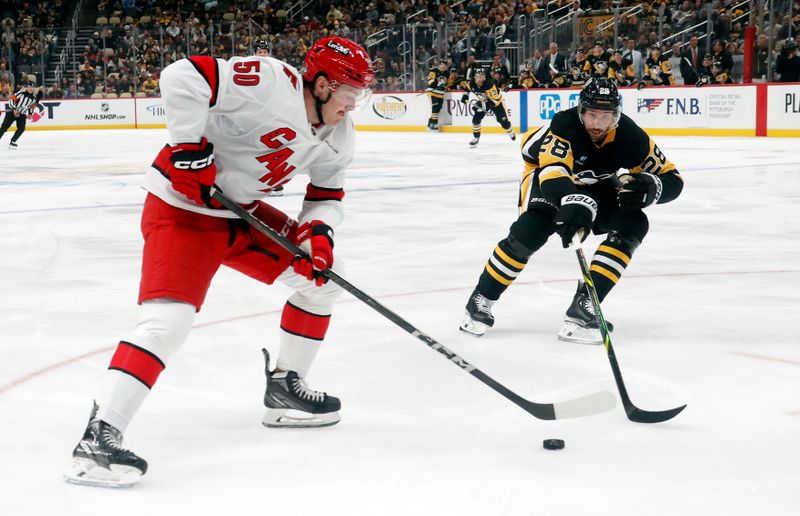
[292,220,334,286]
[154,137,217,206]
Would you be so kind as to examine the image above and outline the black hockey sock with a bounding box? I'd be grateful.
[589,239,633,302]
[476,240,529,300]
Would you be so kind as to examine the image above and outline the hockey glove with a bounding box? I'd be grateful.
[553,194,597,248]
[460,93,468,104]
[616,173,663,210]
[155,137,217,206]
[292,220,334,286]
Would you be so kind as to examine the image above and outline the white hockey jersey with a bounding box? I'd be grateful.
[144,55,354,227]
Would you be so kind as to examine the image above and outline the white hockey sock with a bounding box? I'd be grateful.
[95,299,195,433]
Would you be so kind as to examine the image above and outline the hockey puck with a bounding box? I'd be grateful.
[543,439,565,450]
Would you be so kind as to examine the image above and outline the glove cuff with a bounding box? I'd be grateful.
[310,221,334,248]
[560,193,598,221]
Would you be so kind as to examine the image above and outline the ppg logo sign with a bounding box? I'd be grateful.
[539,94,561,119]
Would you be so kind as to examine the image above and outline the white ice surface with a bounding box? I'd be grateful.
[0,129,799,515]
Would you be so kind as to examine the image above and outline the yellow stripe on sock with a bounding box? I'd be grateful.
[597,245,631,265]
[590,264,620,283]
[485,263,513,285]
[494,246,525,269]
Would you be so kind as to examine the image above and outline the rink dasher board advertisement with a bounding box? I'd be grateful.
[766,84,800,136]
[0,98,139,129]
[521,85,759,136]
[350,92,434,131]
[3,84,798,136]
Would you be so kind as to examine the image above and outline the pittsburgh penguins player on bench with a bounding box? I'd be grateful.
[459,77,684,344]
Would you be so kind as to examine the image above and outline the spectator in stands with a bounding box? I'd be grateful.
[142,73,159,96]
[623,37,643,80]
[63,82,81,99]
[679,33,702,85]
[0,77,12,100]
[711,39,733,77]
[776,39,800,82]
[776,15,798,41]
[536,42,566,85]
[48,81,64,99]
[752,33,771,81]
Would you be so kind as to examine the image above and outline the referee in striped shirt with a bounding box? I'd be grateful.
[1,81,41,149]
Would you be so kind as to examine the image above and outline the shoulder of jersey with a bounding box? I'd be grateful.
[617,112,648,144]
[550,108,578,135]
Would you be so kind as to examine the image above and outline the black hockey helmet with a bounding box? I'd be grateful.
[613,48,623,55]
[254,38,271,51]
[579,77,621,125]
[784,38,798,52]
[650,42,662,52]
[474,67,487,77]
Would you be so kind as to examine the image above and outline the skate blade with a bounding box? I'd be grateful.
[557,321,602,345]
[459,313,489,337]
[262,408,341,428]
[63,458,142,488]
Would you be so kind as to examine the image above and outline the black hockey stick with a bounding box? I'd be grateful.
[572,236,686,423]
[212,188,615,421]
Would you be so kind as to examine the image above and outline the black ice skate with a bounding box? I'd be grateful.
[468,136,480,148]
[63,402,147,488]
[557,282,614,345]
[507,129,516,141]
[261,348,341,428]
[459,289,495,337]
[9,141,18,149]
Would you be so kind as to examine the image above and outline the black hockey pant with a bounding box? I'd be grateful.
[0,110,26,142]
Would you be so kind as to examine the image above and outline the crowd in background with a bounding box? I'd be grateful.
[1,0,799,101]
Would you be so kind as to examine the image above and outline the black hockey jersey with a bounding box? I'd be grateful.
[465,77,504,107]
[586,52,611,78]
[426,67,450,97]
[644,56,675,85]
[519,107,683,207]
[608,58,635,86]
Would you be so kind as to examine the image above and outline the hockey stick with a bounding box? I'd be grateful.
[212,188,615,420]
[571,235,686,423]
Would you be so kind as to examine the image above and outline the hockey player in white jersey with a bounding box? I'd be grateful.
[64,36,374,488]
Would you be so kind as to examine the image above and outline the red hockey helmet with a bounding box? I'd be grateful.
[303,36,375,91]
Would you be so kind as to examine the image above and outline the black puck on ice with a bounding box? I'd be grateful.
[543,439,565,450]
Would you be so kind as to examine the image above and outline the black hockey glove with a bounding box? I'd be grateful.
[460,93,468,104]
[553,194,597,248]
[616,173,663,210]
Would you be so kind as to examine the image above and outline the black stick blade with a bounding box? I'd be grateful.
[626,403,687,423]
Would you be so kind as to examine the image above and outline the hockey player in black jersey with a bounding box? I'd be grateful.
[695,53,715,86]
[586,41,611,80]
[459,78,684,344]
[641,43,675,87]
[608,49,636,86]
[0,81,41,149]
[426,58,450,130]
[569,48,590,87]
[460,68,515,148]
